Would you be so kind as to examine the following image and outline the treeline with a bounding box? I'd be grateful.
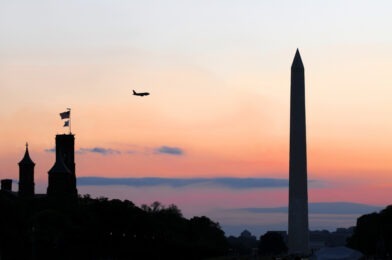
[227,230,287,257]
[2,189,390,259]
[0,192,227,260]
[348,204,392,257]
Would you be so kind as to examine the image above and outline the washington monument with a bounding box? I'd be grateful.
[288,49,309,255]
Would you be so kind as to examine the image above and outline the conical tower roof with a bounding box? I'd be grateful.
[291,49,304,69]
[18,143,35,166]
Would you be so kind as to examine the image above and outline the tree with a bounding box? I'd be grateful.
[258,231,287,256]
[189,216,228,258]
[0,194,229,259]
[347,205,392,257]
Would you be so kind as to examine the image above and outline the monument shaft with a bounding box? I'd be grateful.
[288,50,309,254]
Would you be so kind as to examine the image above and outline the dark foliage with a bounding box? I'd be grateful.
[347,205,392,257]
[0,192,228,259]
[258,231,287,256]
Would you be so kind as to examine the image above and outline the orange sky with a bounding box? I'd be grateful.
[0,1,391,208]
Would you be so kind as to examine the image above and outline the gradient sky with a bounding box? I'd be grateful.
[1,1,391,234]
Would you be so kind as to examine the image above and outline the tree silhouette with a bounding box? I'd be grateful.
[258,231,288,256]
[347,205,392,257]
[0,192,228,259]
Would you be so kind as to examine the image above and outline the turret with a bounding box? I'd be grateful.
[47,134,77,197]
[18,143,35,197]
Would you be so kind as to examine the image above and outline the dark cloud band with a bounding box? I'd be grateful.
[77,177,288,189]
[45,145,184,156]
[155,146,184,156]
[78,147,121,155]
[239,202,382,215]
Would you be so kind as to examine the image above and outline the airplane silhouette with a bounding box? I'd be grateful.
[133,90,150,97]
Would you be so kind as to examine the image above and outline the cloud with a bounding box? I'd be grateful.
[78,147,121,156]
[240,202,383,215]
[77,177,289,189]
[45,145,182,156]
[154,146,184,156]
[216,178,288,189]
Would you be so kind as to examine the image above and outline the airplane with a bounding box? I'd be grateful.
[132,90,150,97]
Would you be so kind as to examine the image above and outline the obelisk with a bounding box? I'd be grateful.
[288,49,309,255]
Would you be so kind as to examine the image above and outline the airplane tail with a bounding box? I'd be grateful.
[133,90,136,94]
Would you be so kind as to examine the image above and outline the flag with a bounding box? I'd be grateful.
[63,120,69,127]
[60,111,70,119]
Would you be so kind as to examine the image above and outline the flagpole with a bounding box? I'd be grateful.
[67,108,71,134]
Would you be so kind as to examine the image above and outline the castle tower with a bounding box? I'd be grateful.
[47,134,77,197]
[288,49,309,255]
[18,143,35,197]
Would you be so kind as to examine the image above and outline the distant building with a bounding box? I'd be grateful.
[240,230,253,238]
[18,143,35,197]
[1,179,12,192]
[309,228,355,252]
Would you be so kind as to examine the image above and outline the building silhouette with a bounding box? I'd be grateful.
[0,133,78,199]
[1,179,12,192]
[47,134,77,197]
[18,143,35,197]
[288,49,310,255]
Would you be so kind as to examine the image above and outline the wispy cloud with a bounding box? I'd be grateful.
[240,202,383,215]
[78,147,121,156]
[154,146,184,156]
[45,145,183,156]
[77,177,288,189]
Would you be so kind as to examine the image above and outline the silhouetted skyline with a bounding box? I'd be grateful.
[1,1,391,238]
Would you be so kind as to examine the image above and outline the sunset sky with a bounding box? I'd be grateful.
[1,1,391,235]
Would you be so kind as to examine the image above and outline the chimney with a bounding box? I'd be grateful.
[1,179,13,192]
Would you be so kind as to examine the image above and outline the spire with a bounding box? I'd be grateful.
[18,142,35,166]
[291,49,304,69]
